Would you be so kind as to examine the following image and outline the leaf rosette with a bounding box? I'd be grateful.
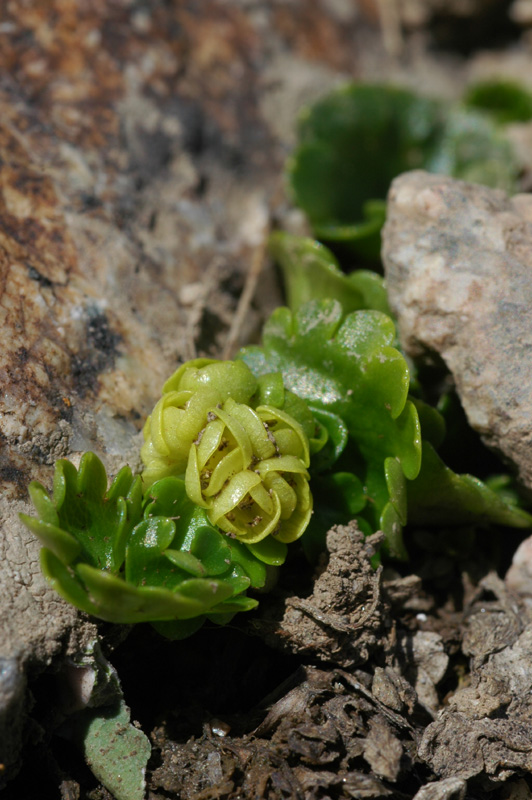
[20,453,268,638]
[141,359,313,552]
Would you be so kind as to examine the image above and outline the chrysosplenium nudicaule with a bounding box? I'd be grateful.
[141,359,313,545]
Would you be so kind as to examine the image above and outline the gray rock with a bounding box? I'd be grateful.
[412,777,467,800]
[382,170,532,490]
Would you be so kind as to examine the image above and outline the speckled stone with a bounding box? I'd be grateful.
[382,170,532,491]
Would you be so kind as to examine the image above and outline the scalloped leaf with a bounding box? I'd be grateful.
[23,461,266,634]
[22,455,142,573]
[238,299,421,552]
[74,563,236,624]
[21,511,81,564]
[269,231,390,315]
[408,442,532,529]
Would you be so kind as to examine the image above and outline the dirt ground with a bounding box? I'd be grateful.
[3,2,532,799]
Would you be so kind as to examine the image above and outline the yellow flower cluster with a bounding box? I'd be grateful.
[141,359,312,545]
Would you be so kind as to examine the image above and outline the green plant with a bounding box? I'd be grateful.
[258,232,532,559]
[20,360,327,638]
[20,83,532,639]
[141,358,314,549]
[21,293,531,633]
[289,83,520,261]
[21,452,270,639]
[464,79,532,125]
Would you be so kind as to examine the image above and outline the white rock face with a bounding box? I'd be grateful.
[382,170,532,490]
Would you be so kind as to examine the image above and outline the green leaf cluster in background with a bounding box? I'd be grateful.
[289,83,520,261]
[463,78,532,125]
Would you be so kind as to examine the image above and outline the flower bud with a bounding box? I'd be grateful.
[141,360,313,546]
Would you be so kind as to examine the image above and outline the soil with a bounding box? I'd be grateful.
[3,2,532,799]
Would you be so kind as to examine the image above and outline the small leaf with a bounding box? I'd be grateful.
[408,442,532,528]
[76,452,108,502]
[106,465,135,502]
[307,406,348,472]
[27,482,59,526]
[463,79,532,125]
[125,517,177,587]
[21,515,81,564]
[313,200,387,263]
[164,549,206,576]
[80,699,151,800]
[245,536,288,566]
[207,595,259,615]
[269,232,365,313]
[227,538,268,585]
[40,549,100,617]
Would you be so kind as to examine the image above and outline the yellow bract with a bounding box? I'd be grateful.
[141,360,313,546]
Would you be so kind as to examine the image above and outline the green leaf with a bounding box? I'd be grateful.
[289,83,519,259]
[301,471,367,561]
[21,514,81,564]
[269,231,391,316]
[75,563,235,623]
[306,406,348,472]
[79,699,151,800]
[27,481,59,525]
[207,595,259,615]
[313,200,387,263]
[22,457,142,573]
[226,538,268,585]
[41,548,101,617]
[125,517,178,587]
[23,462,266,635]
[245,536,288,566]
[408,442,532,528]
[239,299,421,551]
[411,397,446,450]
[426,107,519,193]
[464,79,532,125]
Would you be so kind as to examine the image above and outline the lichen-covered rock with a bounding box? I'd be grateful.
[382,170,532,491]
[0,0,357,785]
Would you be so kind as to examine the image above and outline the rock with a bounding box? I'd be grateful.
[0,1,361,784]
[396,631,449,714]
[412,777,467,800]
[507,536,532,603]
[382,170,532,491]
[418,582,532,783]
